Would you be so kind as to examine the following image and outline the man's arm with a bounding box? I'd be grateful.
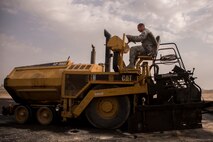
[126,29,149,43]
[126,35,142,43]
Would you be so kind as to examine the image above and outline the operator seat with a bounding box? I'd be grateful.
[153,35,160,58]
[135,35,160,62]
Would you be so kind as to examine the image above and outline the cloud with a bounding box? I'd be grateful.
[204,34,213,44]
[0,33,42,63]
[0,7,17,15]
[0,33,43,85]
[2,0,210,43]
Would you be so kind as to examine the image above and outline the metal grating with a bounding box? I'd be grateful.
[69,64,92,71]
[65,74,89,96]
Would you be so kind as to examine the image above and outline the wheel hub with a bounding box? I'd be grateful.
[101,101,113,113]
[19,112,25,116]
[97,98,118,119]
[42,111,48,117]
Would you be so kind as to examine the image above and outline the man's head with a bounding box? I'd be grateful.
[137,23,145,32]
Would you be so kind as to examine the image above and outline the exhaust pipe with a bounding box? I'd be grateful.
[104,29,111,72]
[90,44,96,64]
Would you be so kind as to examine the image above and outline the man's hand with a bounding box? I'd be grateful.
[126,35,136,44]
[126,35,131,43]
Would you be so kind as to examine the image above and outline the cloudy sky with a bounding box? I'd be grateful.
[0,0,213,89]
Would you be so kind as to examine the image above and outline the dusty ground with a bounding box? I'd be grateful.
[0,89,213,142]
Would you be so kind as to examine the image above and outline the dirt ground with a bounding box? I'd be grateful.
[0,89,213,142]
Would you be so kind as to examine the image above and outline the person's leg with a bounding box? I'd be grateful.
[144,44,154,56]
[127,45,144,68]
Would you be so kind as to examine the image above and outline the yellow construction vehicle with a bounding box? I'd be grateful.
[3,30,204,132]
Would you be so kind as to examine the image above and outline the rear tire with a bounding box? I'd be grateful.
[36,107,54,125]
[15,105,32,124]
[85,96,130,129]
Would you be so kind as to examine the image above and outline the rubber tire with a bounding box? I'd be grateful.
[14,105,32,124]
[85,96,130,129]
[36,107,54,125]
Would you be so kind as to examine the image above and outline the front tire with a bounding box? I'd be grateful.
[85,96,130,129]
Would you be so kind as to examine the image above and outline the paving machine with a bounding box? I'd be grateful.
[3,30,205,132]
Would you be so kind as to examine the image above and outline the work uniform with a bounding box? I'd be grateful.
[126,28,157,68]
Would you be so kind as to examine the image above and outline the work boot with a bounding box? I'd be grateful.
[126,63,135,69]
[126,59,135,69]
